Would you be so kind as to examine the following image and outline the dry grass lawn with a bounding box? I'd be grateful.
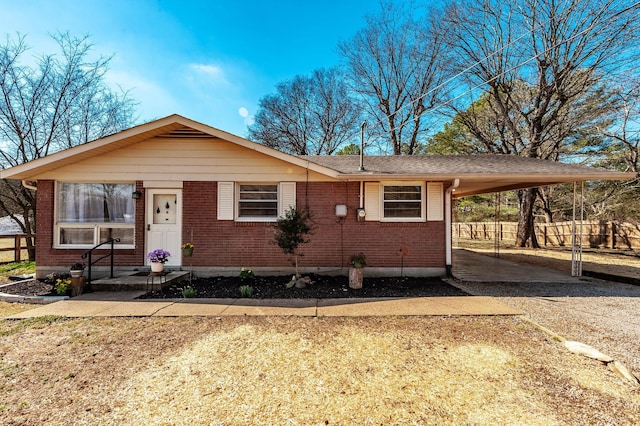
[0,236,29,264]
[1,310,638,425]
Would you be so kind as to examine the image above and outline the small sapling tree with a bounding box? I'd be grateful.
[273,207,313,282]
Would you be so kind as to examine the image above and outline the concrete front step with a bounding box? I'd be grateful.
[89,271,191,291]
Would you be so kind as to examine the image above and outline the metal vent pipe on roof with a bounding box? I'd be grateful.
[359,121,366,172]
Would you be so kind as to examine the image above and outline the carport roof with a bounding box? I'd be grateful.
[302,155,635,198]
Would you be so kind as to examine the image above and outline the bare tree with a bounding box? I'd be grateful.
[600,79,640,175]
[584,78,640,221]
[248,68,360,155]
[444,0,640,247]
[339,1,450,155]
[0,33,137,259]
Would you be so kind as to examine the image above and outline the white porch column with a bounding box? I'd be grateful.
[445,179,460,276]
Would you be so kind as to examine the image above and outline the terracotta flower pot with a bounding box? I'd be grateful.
[349,267,364,289]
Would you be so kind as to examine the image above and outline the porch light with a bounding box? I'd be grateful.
[132,190,142,199]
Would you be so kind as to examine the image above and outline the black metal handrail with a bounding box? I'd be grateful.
[80,238,120,289]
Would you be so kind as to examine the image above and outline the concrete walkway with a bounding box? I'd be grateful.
[6,292,522,319]
[7,248,591,319]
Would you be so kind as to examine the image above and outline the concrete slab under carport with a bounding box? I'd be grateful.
[452,248,583,283]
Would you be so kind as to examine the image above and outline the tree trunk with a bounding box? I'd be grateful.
[516,188,540,248]
[538,187,554,224]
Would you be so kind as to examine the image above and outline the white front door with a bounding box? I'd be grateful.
[146,189,182,267]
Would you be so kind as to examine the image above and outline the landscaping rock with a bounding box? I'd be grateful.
[609,360,640,386]
[295,276,312,289]
[563,341,614,363]
[139,275,467,299]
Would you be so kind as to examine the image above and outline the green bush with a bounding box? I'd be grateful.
[181,286,197,298]
[239,285,254,298]
[239,267,255,281]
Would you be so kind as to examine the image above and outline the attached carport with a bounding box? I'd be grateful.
[306,154,635,277]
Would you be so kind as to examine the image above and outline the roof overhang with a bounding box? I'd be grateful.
[335,172,636,198]
[302,155,635,198]
[0,114,341,181]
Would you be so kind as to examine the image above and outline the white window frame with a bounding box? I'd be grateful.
[235,183,280,222]
[54,182,136,249]
[380,181,426,222]
[218,182,296,222]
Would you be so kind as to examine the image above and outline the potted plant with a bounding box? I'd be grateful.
[70,262,85,278]
[147,249,171,273]
[349,253,366,289]
[181,242,195,257]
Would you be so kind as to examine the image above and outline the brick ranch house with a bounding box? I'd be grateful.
[0,115,632,279]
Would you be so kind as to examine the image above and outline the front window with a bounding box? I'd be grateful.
[238,184,278,219]
[382,184,424,220]
[56,183,135,247]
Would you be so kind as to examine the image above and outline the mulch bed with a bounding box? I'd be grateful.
[0,279,55,296]
[138,274,469,299]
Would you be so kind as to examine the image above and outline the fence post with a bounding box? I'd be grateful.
[14,234,21,262]
[610,221,616,249]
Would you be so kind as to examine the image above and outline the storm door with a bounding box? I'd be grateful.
[145,189,182,267]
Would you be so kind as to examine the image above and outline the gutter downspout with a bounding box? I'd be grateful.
[445,178,460,277]
[21,180,37,191]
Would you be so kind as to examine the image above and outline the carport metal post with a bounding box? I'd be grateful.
[571,181,584,276]
[493,192,501,258]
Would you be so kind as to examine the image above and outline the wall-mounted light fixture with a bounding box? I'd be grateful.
[132,190,142,199]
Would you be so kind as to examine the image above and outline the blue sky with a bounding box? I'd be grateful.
[0,0,382,137]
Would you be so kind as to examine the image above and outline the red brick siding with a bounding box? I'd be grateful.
[38,180,445,270]
[181,181,445,269]
[36,180,145,267]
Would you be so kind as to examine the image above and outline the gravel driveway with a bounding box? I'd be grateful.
[451,277,640,373]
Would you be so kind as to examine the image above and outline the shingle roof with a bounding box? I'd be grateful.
[302,154,634,197]
[303,154,606,176]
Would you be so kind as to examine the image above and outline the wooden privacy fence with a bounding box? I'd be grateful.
[453,221,640,250]
[0,234,35,263]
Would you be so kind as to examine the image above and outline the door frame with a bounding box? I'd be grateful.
[145,188,183,267]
